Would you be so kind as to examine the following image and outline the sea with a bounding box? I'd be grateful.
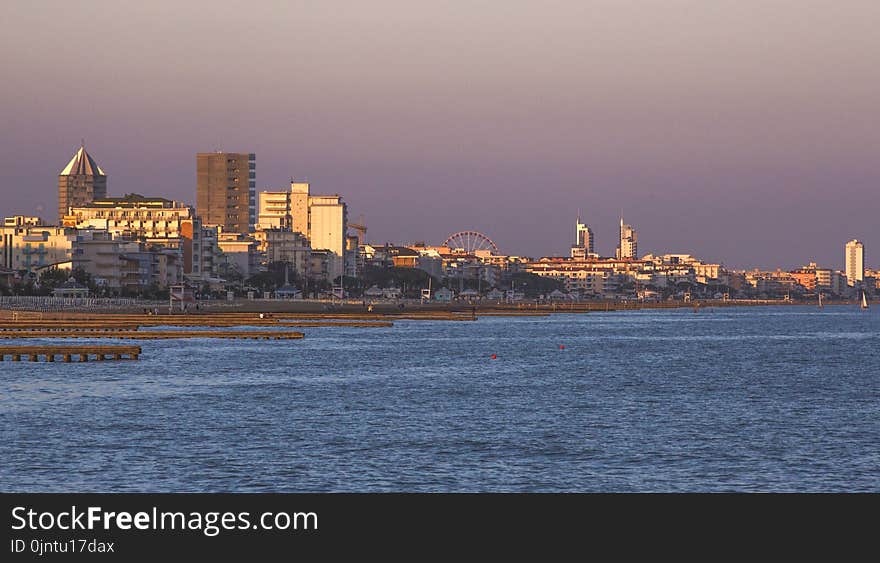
[1,305,878,492]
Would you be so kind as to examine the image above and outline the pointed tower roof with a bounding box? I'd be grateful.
[60,144,106,176]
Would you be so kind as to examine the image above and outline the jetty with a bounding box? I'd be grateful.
[0,330,305,340]
[0,318,392,329]
[0,345,141,362]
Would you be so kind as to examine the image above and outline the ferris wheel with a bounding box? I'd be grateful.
[442,231,499,254]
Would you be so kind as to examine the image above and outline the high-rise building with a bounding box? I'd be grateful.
[309,194,347,281]
[58,144,107,222]
[570,213,595,259]
[616,217,638,259]
[196,152,255,235]
[845,239,864,286]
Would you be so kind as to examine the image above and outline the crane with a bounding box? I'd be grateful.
[349,214,367,244]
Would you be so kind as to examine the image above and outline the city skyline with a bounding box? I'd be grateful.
[1,141,873,274]
[2,1,879,269]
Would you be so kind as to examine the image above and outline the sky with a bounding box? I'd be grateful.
[1,0,877,270]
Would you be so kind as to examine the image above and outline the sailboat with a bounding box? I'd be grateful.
[818,292,824,309]
[861,290,869,310]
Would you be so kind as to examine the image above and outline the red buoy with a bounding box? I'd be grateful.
[559,345,565,350]
[490,354,497,360]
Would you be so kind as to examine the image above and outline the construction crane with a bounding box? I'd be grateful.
[349,214,367,244]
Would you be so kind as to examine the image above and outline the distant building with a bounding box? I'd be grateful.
[525,258,627,296]
[309,194,347,281]
[831,270,848,296]
[196,152,255,235]
[66,194,194,245]
[51,279,89,298]
[217,232,259,279]
[845,239,864,286]
[253,228,311,278]
[117,243,183,292]
[309,250,333,283]
[434,287,454,302]
[790,263,820,292]
[4,216,44,228]
[0,222,77,272]
[571,214,595,259]
[815,268,833,291]
[257,180,347,281]
[257,189,293,230]
[181,218,221,283]
[345,235,360,278]
[616,217,638,259]
[58,144,107,223]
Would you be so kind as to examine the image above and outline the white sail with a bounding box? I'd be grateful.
[861,290,869,309]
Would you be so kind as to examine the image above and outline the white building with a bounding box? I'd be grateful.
[66,194,193,246]
[571,213,596,259]
[309,195,346,281]
[257,180,347,281]
[616,217,638,259]
[845,239,864,286]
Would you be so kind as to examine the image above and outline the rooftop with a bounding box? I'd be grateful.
[60,144,106,176]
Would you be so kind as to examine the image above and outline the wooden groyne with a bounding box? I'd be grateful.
[0,323,140,331]
[0,330,305,340]
[0,345,141,362]
[0,320,390,329]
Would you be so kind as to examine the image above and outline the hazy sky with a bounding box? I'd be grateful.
[1,0,877,269]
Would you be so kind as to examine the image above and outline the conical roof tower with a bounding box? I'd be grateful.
[60,144,106,177]
[58,142,107,222]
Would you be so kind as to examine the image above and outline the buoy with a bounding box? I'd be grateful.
[490,354,497,360]
[559,345,565,350]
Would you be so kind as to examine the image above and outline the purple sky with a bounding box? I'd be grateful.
[1,0,877,269]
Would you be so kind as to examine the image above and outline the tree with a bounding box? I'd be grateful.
[361,266,436,297]
[506,272,564,297]
[338,275,365,297]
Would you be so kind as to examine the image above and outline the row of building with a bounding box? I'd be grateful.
[358,217,872,300]
[2,145,354,294]
[2,143,873,300]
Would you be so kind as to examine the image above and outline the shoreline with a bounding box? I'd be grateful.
[0,298,867,319]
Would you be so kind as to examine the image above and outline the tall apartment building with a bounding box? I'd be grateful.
[309,194,347,280]
[58,144,107,222]
[845,239,864,286]
[196,152,255,235]
[571,214,595,259]
[616,217,638,260]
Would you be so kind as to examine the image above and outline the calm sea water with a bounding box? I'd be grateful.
[1,306,878,492]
